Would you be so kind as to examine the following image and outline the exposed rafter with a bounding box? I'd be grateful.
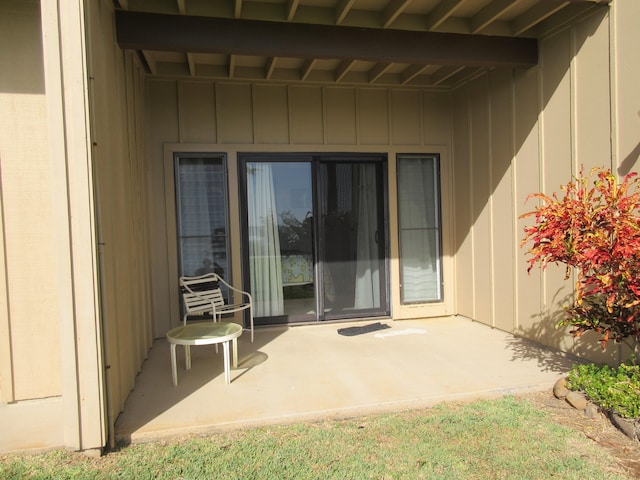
[186,53,195,76]
[300,59,316,81]
[116,11,538,68]
[472,0,523,33]
[265,57,278,79]
[335,59,355,82]
[287,0,300,21]
[512,0,570,35]
[229,54,236,78]
[383,0,412,28]
[431,65,465,85]
[401,65,428,85]
[425,0,466,31]
[336,0,356,25]
[368,63,392,83]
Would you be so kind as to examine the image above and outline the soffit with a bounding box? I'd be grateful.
[116,0,610,89]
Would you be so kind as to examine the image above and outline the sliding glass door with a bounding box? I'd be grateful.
[241,154,389,325]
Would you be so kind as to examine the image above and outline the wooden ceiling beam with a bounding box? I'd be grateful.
[368,63,392,83]
[116,10,538,68]
[335,0,356,25]
[511,0,569,35]
[425,0,466,31]
[471,0,523,33]
[335,59,355,82]
[287,0,300,22]
[383,0,412,28]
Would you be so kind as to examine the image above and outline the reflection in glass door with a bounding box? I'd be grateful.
[246,161,316,322]
[319,160,386,319]
[242,154,389,325]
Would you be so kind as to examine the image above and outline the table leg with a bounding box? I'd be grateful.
[185,345,191,370]
[223,340,231,384]
[232,337,238,368]
[170,343,178,387]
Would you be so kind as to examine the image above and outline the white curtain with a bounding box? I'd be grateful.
[178,159,215,276]
[247,163,284,316]
[354,164,380,309]
[398,157,440,302]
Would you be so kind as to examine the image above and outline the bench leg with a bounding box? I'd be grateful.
[170,343,178,387]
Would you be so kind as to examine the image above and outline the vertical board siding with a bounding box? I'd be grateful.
[613,1,640,176]
[540,29,575,353]
[253,84,289,144]
[489,69,516,332]
[390,90,422,145]
[324,87,357,145]
[87,0,155,424]
[0,1,61,401]
[289,86,324,144]
[358,88,389,145]
[574,12,612,169]
[452,88,474,317]
[514,67,542,336]
[179,82,216,143]
[147,80,179,338]
[469,75,493,326]
[423,92,451,145]
[216,83,253,144]
[453,10,620,360]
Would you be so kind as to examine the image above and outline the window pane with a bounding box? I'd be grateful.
[397,155,442,303]
[175,155,229,283]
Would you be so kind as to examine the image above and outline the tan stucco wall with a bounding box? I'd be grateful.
[452,5,637,364]
[146,81,455,335]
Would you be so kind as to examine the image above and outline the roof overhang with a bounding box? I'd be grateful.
[116,10,538,69]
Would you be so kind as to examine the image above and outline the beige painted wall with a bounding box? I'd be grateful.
[146,81,455,335]
[85,0,154,445]
[0,0,152,453]
[0,0,61,405]
[451,6,636,364]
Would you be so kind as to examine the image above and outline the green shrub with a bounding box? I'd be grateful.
[566,360,640,419]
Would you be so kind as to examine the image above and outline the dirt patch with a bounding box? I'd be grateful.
[518,390,640,478]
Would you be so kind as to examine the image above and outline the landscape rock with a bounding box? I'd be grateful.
[608,412,640,441]
[584,403,601,419]
[553,377,570,399]
[566,391,589,411]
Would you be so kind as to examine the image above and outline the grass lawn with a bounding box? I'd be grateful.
[0,396,633,479]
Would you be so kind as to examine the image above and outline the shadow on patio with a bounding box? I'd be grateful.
[114,316,576,444]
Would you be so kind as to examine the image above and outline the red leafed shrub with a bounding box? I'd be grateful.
[521,167,640,351]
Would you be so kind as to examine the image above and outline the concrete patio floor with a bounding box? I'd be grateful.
[114,316,576,444]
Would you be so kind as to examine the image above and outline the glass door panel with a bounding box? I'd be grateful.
[319,160,387,319]
[246,161,316,322]
[242,154,389,325]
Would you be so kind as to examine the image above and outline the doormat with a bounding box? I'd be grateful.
[337,322,391,337]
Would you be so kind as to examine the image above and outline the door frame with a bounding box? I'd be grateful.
[238,152,391,326]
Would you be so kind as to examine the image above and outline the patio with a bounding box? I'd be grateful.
[114,316,576,444]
